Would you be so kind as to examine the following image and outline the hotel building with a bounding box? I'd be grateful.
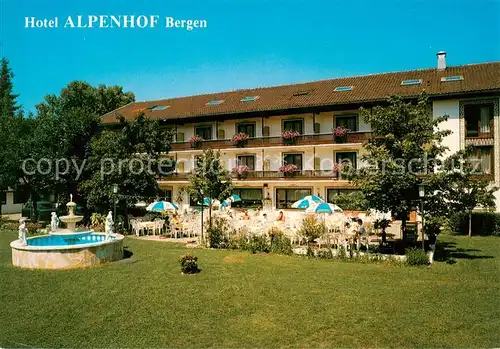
[101,53,500,212]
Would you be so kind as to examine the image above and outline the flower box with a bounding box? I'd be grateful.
[231,132,249,147]
[188,136,203,149]
[281,130,300,145]
[332,126,349,143]
[280,164,298,177]
[232,165,249,179]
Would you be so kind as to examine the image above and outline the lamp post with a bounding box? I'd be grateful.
[200,189,204,244]
[418,183,425,250]
[113,184,118,220]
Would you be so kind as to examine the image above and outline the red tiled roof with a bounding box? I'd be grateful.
[101,62,500,124]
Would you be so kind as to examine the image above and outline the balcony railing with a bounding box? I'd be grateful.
[172,132,370,151]
[159,170,348,181]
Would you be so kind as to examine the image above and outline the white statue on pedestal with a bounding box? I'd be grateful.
[50,212,60,232]
[18,218,27,245]
[105,211,114,240]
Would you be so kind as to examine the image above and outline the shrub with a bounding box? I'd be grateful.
[26,222,43,235]
[248,235,269,254]
[405,248,429,266]
[179,255,200,274]
[317,248,334,259]
[268,227,292,255]
[298,215,325,243]
[206,216,229,248]
[449,212,500,236]
[306,245,315,258]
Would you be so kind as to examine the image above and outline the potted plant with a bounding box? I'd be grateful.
[179,254,200,274]
[281,130,300,145]
[231,132,249,147]
[232,165,249,179]
[279,163,298,177]
[188,135,203,149]
[332,162,343,178]
[332,126,349,143]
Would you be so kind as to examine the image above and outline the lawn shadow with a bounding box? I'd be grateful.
[435,241,494,262]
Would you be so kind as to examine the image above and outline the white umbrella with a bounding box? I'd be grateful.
[146,201,179,212]
[291,195,325,209]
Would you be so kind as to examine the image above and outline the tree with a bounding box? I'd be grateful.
[348,94,452,239]
[20,81,135,214]
[189,149,233,239]
[0,58,21,216]
[79,114,173,217]
[439,147,498,237]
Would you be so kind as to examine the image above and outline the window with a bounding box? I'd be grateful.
[158,189,172,202]
[469,147,493,175]
[236,123,256,137]
[195,125,212,140]
[237,155,256,170]
[283,153,303,170]
[335,152,357,169]
[0,191,6,205]
[276,188,311,209]
[465,104,493,137]
[206,100,224,106]
[292,90,311,96]
[401,79,422,85]
[334,86,353,92]
[335,115,358,131]
[283,119,303,134]
[240,96,259,102]
[326,189,358,202]
[158,157,176,174]
[441,76,464,82]
[152,106,170,111]
[13,188,29,205]
[232,188,263,208]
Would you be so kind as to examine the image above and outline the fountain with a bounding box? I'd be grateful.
[10,196,124,270]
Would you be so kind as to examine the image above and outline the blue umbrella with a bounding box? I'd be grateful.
[200,197,220,206]
[227,194,242,202]
[305,202,343,214]
[146,201,179,212]
[291,195,325,209]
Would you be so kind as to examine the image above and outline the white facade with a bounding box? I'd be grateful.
[158,95,500,212]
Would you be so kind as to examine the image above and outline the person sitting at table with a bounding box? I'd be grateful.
[242,211,250,220]
[276,211,285,222]
[171,213,181,225]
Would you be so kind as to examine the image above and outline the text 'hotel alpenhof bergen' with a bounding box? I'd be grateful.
[99,52,500,212]
[24,15,208,31]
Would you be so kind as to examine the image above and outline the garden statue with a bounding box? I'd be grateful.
[50,212,60,232]
[105,211,114,240]
[18,218,27,245]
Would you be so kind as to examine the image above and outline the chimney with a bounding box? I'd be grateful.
[437,51,447,70]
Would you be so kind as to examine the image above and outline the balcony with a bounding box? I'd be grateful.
[159,170,347,181]
[171,132,370,151]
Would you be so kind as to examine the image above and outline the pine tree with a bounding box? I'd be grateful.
[0,57,21,216]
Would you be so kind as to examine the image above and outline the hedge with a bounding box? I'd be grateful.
[449,212,500,236]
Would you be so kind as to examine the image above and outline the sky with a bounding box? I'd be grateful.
[1,0,499,112]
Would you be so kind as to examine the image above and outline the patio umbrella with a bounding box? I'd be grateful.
[226,194,242,202]
[291,195,325,209]
[146,201,179,212]
[200,197,221,206]
[305,202,343,214]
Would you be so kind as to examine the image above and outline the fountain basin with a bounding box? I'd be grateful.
[10,233,124,269]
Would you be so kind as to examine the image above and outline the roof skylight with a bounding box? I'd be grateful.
[401,79,422,86]
[334,86,353,92]
[292,91,311,96]
[441,76,464,82]
[206,100,224,106]
[152,106,170,111]
[240,96,260,102]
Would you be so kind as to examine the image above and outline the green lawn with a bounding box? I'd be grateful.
[0,231,499,348]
